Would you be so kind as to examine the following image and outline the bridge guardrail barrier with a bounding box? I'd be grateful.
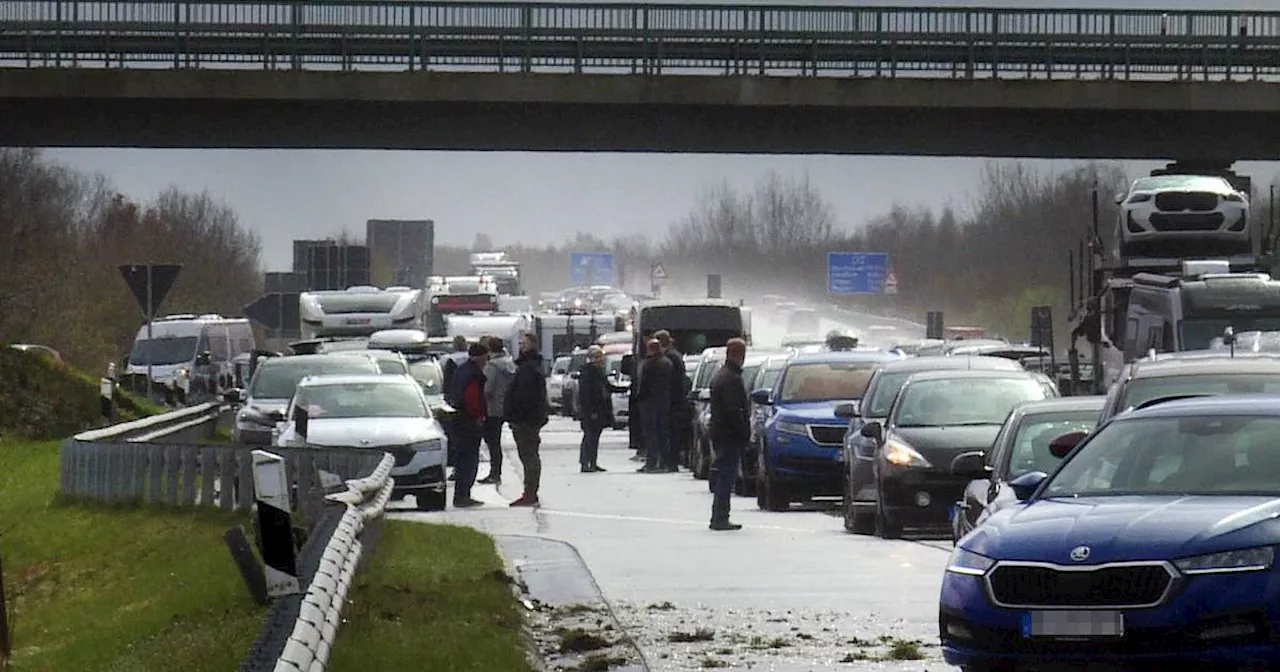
[4,2,1280,79]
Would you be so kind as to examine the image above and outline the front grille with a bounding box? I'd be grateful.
[987,563,1173,608]
[808,425,846,445]
[390,446,416,467]
[1148,212,1224,231]
[1156,191,1218,212]
[776,455,841,474]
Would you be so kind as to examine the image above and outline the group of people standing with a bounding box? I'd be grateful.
[440,332,548,509]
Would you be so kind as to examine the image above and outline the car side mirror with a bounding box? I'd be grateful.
[620,354,635,377]
[750,388,772,405]
[859,421,883,441]
[1049,430,1088,459]
[1113,192,1126,205]
[697,389,711,402]
[222,388,244,405]
[1009,471,1049,501]
[950,451,990,478]
[834,401,860,419]
[292,405,309,439]
[432,404,456,421]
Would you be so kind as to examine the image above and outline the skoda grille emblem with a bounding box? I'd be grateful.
[1069,545,1091,562]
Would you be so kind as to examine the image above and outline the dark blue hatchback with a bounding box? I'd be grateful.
[941,394,1280,669]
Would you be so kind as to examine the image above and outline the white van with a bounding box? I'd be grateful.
[126,314,255,398]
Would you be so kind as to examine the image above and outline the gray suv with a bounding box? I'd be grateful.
[228,353,382,444]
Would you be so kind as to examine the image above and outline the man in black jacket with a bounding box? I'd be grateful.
[636,338,673,472]
[654,330,687,472]
[708,338,750,531]
[505,332,550,507]
[575,345,612,473]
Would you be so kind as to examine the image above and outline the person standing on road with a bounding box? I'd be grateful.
[708,337,749,531]
[505,332,549,507]
[449,342,490,508]
[654,330,687,472]
[441,334,470,481]
[576,345,612,473]
[480,335,516,485]
[636,338,673,473]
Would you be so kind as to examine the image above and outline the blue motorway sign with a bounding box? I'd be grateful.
[569,251,615,286]
[827,252,889,295]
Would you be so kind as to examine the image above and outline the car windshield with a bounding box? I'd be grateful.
[865,371,914,417]
[779,361,879,402]
[741,365,761,393]
[130,336,198,367]
[1005,411,1100,479]
[295,382,428,419]
[249,357,378,399]
[895,377,1047,427]
[406,359,443,394]
[696,359,723,389]
[1132,175,1230,192]
[1120,373,1280,410]
[755,365,784,393]
[1043,414,1280,497]
[1180,319,1280,350]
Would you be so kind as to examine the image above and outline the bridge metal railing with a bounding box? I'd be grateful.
[3,2,1280,80]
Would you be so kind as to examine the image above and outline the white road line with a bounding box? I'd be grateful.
[536,508,824,533]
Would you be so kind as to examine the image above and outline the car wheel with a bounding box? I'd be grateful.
[416,487,447,512]
[758,454,789,512]
[875,491,902,539]
[842,477,872,534]
[959,664,1016,672]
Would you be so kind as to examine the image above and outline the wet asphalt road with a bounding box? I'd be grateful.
[390,417,959,672]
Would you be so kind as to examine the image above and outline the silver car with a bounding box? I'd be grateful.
[229,353,382,445]
[275,373,449,511]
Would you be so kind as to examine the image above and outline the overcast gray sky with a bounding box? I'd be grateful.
[43,0,1279,270]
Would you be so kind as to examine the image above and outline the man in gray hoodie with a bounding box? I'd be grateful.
[480,335,517,485]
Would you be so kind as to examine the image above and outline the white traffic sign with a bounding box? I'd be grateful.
[883,272,899,295]
[650,263,667,280]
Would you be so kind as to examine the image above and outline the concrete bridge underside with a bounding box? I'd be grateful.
[0,69,1277,159]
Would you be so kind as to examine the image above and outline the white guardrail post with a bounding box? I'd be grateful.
[253,450,301,598]
[274,453,395,672]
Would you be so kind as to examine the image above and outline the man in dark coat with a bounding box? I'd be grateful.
[636,338,673,472]
[708,337,750,531]
[505,332,550,506]
[440,334,469,477]
[654,330,689,472]
[576,345,613,473]
[448,341,489,508]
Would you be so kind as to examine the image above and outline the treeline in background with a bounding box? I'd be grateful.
[2,148,1275,372]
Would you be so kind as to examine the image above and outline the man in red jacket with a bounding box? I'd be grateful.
[449,342,489,508]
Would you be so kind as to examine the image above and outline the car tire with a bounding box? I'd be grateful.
[416,487,447,512]
[875,493,902,539]
[959,664,1016,672]
[842,478,874,535]
[758,459,789,512]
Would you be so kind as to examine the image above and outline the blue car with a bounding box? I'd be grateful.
[941,394,1280,669]
[750,349,903,511]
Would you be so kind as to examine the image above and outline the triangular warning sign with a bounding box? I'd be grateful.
[883,272,899,294]
[651,263,667,279]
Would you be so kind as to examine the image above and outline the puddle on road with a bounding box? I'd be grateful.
[610,601,953,671]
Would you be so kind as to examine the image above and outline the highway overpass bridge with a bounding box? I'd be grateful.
[2,1,1280,158]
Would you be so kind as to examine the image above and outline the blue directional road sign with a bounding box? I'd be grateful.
[569,252,615,286]
[827,252,890,295]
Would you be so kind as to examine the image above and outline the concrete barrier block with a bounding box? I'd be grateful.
[290,621,321,651]
[314,639,331,666]
[272,659,305,672]
[298,601,326,627]
[321,620,337,644]
[310,570,338,596]
[278,639,316,669]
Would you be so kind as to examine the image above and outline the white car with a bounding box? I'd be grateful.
[275,373,448,511]
[547,355,571,412]
[605,353,631,429]
[1116,174,1250,258]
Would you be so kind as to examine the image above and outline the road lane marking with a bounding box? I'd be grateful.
[536,508,829,533]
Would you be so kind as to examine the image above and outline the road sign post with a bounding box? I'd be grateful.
[569,252,616,286]
[118,264,182,393]
[650,262,667,296]
[707,274,722,299]
[826,253,889,295]
[926,311,945,340]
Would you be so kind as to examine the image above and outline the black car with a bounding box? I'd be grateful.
[949,395,1104,543]
[1099,353,1280,424]
[837,355,1025,535]
[853,369,1055,539]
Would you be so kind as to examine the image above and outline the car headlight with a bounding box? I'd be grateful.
[1175,547,1274,575]
[883,438,931,468]
[946,547,995,576]
[1224,192,1245,203]
[776,420,807,436]
[412,438,446,452]
[1126,193,1152,204]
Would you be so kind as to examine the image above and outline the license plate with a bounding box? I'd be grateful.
[345,317,371,325]
[1022,611,1124,639]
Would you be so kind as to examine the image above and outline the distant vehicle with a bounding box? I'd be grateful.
[546,355,573,414]
[740,350,793,496]
[425,275,500,336]
[276,373,449,511]
[469,251,522,296]
[299,286,426,340]
[751,349,904,511]
[444,313,533,357]
[687,347,729,479]
[1115,174,1250,258]
[632,300,747,359]
[840,355,1027,535]
[941,394,1280,670]
[943,326,988,341]
[1098,353,1280,424]
[559,349,592,418]
[605,352,630,429]
[535,312,626,363]
[787,308,821,335]
[951,395,1105,543]
[226,352,382,445]
[126,314,254,401]
[851,369,1055,538]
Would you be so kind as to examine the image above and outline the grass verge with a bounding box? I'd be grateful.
[0,440,264,671]
[328,521,532,672]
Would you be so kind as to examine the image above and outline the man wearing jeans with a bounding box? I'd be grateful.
[505,332,549,507]
[449,342,490,509]
[708,338,749,531]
